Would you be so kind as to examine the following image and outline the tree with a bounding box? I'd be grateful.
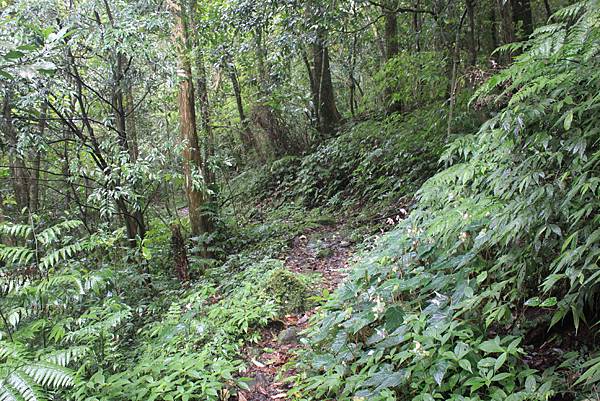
[168,0,211,252]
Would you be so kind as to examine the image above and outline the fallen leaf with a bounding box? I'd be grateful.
[251,358,266,368]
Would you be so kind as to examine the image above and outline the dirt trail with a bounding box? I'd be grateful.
[237,224,353,401]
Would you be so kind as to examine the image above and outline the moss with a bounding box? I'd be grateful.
[263,268,309,314]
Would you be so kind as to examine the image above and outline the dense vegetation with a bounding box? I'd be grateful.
[1,0,599,400]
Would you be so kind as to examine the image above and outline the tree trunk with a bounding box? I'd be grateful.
[312,34,340,136]
[543,0,552,20]
[466,0,477,66]
[171,223,190,281]
[125,90,139,161]
[168,0,210,254]
[227,59,255,151]
[489,0,499,59]
[497,0,516,63]
[511,0,533,40]
[253,28,292,156]
[104,0,146,245]
[31,101,48,214]
[2,89,30,212]
[190,1,216,233]
[383,0,402,114]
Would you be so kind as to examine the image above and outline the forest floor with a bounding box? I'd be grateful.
[237,223,354,401]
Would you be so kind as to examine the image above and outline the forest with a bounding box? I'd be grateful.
[1,0,599,399]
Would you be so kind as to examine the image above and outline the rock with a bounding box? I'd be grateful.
[248,373,270,394]
[278,327,299,344]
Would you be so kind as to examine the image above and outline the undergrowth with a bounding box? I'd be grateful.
[289,2,600,400]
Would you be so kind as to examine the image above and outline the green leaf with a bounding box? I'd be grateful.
[563,110,573,130]
[479,338,504,354]
[458,359,472,373]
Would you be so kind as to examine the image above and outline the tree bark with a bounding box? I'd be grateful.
[511,0,533,40]
[168,0,210,254]
[383,0,402,114]
[253,28,292,156]
[2,89,30,212]
[497,0,516,63]
[466,0,477,66]
[311,33,340,136]
[31,101,47,214]
[227,58,255,151]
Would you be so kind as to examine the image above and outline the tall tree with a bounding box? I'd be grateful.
[383,0,401,114]
[168,0,210,251]
[307,2,341,136]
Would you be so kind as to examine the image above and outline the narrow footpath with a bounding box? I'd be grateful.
[238,224,353,401]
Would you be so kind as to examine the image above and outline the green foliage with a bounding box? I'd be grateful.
[263,267,310,314]
[243,104,457,211]
[376,51,449,109]
[290,1,600,399]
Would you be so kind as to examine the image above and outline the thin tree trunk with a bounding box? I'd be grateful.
[302,48,320,129]
[497,0,515,63]
[2,89,30,212]
[125,90,139,161]
[466,0,477,66]
[227,59,255,151]
[254,28,291,155]
[31,101,47,213]
[543,0,552,20]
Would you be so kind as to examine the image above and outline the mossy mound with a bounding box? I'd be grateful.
[263,268,309,314]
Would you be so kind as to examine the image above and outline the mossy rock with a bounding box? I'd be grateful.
[263,268,309,314]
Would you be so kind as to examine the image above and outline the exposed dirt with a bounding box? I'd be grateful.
[237,224,353,401]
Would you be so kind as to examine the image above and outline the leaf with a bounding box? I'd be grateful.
[4,50,24,59]
[479,338,504,354]
[458,359,472,373]
[539,297,557,307]
[524,297,540,307]
[494,352,508,371]
[563,110,573,130]
[432,360,449,386]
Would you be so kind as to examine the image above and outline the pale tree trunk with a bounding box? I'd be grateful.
[168,0,210,255]
[190,1,216,233]
[31,101,48,214]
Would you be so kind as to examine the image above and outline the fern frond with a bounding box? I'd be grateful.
[0,224,32,240]
[37,220,82,246]
[41,346,89,367]
[6,371,45,401]
[0,382,21,401]
[0,341,28,362]
[0,246,34,266]
[39,243,84,271]
[22,363,73,388]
